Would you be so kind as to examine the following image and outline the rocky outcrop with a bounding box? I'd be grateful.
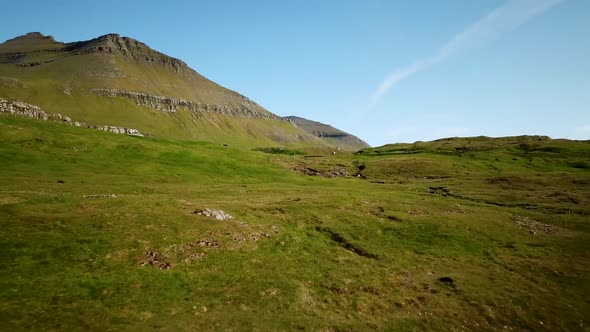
[91,125,143,136]
[0,98,143,136]
[193,208,234,221]
[92,88,282,120]
[313,132,349,138]
[65,34,189,73]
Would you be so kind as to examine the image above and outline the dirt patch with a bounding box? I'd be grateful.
[0,196,25,205]
[211,230,274,244]
[437,277,458,290]
[139,251,172,270]
[293,163,349,178]
[352,161,367,178]
[249,232,271,242]
[174,238,219,250]
[546,192,580,204]
[205,225,278,247]
[488,177,512,185]
[259,288,280,297]
[372,206,402,222]
[407,209,428,216]
[83,194,117,198]
[182,252,206,263]
[315,227,378,259]
[195,238,219,247]
[169,238,221,262]
[438,277,454,284]
[429,186,452,196]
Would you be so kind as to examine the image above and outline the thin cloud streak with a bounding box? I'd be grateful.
[370,0,565,107]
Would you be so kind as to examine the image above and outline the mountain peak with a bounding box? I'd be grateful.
[0,32,190,73]
[23,32,55,40]
[94,33,138,45]
[0,32,60,52]
[64,33,190,73]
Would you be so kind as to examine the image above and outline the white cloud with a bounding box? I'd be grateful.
[370,0,565,107]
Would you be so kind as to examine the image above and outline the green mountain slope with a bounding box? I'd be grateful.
[284,115,370,151]
[0,32,328,148]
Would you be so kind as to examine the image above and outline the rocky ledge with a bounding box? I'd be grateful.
[65,34,189,73]
[91,88,282,120]
[0,98,143,136]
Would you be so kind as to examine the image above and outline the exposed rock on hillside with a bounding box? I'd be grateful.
[92,88,283,119]
[0,98,143,136]
[65,33,189,73]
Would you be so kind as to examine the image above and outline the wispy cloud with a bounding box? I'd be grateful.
[370,0,565,107]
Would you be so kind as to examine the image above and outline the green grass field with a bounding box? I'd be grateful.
[1,115,589,331]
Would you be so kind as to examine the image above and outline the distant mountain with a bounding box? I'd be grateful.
[284,116,370,151]
[0,32,328,148]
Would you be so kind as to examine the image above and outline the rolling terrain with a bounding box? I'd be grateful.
[1,114,589,331]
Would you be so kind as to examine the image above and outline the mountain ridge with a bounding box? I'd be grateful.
[0,32,339,147]
[284,115,370,151]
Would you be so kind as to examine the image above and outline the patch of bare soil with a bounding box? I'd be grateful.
[370,206,402,222]
[293,163,349,178]
[315,226,378,259]
[139,251,172,270]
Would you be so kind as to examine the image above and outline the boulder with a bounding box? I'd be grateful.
[194,208,233,221]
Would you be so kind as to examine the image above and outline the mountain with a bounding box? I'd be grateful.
[0,32,329,148]
[284,116,370,151]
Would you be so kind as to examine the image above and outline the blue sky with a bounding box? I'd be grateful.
[1,0,588,146]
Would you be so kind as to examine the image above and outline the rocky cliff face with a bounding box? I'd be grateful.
[92,88,283,120]
[65,34,190,73]
[0,98,143,136]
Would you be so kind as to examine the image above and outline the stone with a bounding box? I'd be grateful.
[0,98,144,137]
[83,194,117,198]
[193,208,233,221]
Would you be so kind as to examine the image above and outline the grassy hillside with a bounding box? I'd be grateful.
[1,115,589,331]
[0,33,330,148]
[285,115,370,151]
